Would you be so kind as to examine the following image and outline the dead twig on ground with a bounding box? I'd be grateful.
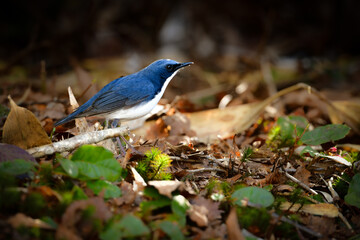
[27,127,127,157]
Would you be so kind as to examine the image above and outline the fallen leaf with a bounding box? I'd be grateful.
[114,181,136,205]
[8,213,54,229]
[226,207,245,240]
[192,196,223,222]
[2,96,51,149]
[68,86,90,133]
[280,202,339,217]
[148,180,183,198]
[0,143,36,163]
[328,100,360,134]
[293,163,311,185]
[187,204,208,227]
[130,166,147,191]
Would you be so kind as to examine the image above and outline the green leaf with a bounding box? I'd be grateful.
[87,180,121,199]
[119,214,150,237]
[345,173,360,208]
[74,158,122,181]
[71,145,114,162]
[232,186,274,207]
[159,221,185,240]
[301,124,350,145]
[0,159,34,176]
[59,158,78,178]
[68,146,123,181]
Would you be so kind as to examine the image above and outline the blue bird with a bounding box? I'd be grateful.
[55,59,193,127]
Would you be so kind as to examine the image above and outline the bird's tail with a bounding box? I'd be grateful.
[54,110,80,127]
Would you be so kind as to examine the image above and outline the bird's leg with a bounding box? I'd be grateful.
[111,119,141,155]
[111,119,120,128]
[110,119,127,156]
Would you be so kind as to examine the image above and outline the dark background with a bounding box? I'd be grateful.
[1,0,360,77]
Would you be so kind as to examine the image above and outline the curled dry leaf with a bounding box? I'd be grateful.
[148,180,183,198]
[130,166,147,191]
[2,96,51,149]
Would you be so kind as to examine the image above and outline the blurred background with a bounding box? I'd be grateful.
[1,0,360,109]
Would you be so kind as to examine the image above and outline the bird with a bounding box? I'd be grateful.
[54,59,193,128]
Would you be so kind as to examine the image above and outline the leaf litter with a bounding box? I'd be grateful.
[0,60,360,239]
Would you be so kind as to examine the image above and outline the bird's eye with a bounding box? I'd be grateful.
[166,64,172,70]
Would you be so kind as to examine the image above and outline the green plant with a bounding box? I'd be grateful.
[267,116,308,149]
[136,147,172,181]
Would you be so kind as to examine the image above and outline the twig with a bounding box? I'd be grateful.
[27,127,127,157]
[186,168,227,174]
[284,172,318,195]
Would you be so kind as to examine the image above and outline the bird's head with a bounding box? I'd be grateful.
[142,59,193,82]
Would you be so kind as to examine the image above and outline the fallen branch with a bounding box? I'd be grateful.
[27,127,127,157]
[285,172,318,195]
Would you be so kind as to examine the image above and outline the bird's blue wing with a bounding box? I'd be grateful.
[76,76,155,117]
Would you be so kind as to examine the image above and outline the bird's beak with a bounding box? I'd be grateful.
[175,62,194,71]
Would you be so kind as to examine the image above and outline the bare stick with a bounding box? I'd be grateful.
[186,168,227,174]
[27,127,127,157]
[285,172,318,195]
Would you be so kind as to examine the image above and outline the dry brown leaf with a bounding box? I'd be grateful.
[2,96,51,149]
[328,100,360,134]
[114,181,136,205]
[226,207,245,240]
[192,196,223,222]
[188,204,208,227]
[280,202,339,217]
[8,213,54,229]
[135,83,310,141]
[293,164,311,185]
[148,180,183,198]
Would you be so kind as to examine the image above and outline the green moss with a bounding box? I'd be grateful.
[136,148,173,181]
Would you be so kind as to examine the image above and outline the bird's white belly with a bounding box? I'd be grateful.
[104,93,162,120]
